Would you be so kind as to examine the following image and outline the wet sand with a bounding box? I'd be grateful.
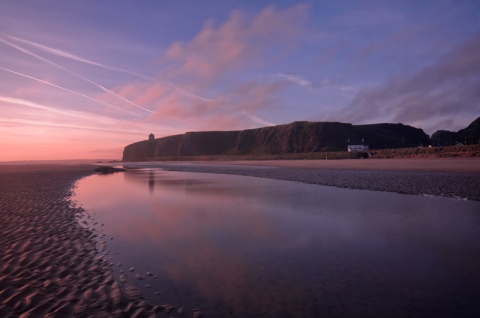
[199,157,480,173]
[127,157,480,201]
[0,165,163,317]
[1,158,479,317]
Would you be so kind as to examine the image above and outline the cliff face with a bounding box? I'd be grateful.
[431,117,480,146]
[122,121,430,161]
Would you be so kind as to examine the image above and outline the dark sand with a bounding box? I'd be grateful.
[0,165,165,317]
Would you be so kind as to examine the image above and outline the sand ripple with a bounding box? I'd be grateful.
[0,165,173,317]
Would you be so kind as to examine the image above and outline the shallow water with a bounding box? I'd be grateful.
[74,168,480,317]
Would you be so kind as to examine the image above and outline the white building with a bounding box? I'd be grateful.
[347,145,369,152]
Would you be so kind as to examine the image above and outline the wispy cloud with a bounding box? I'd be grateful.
[0,66,141,117]
[0,95,120,122]
[169,83,215,102]
[336,32,480,133]
[7,36,217,104]
[278,73,313,88]
[9,36,154,80]
[0,95,178,136]
[0,118,140,134]
[241,111,275,126]
[98,5,308,131]
[0,38,154,114]
[163,4,309,86]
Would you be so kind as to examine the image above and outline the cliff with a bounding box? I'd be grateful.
[431,116,480,146]
[123,121,430,161]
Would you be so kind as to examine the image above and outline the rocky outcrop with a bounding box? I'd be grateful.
[123,121,431,161]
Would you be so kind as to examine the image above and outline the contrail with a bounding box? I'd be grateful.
[0,66,142,117]
[241,111,275,126]
[0,95,101,120]
[9,36,215,103]
[0,118,145,135]
[9,36,154,80]
[0,38,154,113]
[1,95,177,135]
[170,83,215,102]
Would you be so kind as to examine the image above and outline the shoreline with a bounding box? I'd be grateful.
[0,165,161,317]
[186,157,480,173]
[123,158,480,201]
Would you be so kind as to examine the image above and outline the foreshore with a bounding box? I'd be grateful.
[1,158,479,317]
[0,164,160,317]
[124,157,480,201]
[203,157,480,173]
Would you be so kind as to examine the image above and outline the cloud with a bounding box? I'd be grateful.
[163,4,309,86]
[6,36,215,104]
[278,73,313,88]
[0,95,177,135]
[9,36,154,80]
[0,38,154,114]
[98,5,308,132]
[242,111,275,127]
[0,66,142,117]
[227,79,288,113]
[335,32,480,133]
[104,76,284,131]
[0,94,184,161]
[0,95,128,129]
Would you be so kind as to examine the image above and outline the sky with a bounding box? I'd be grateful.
[0,0,479,161]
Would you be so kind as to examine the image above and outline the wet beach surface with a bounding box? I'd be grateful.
[75,167,480,318]
[126,161,480,201]
[1,161,479,317]
[0,165,166,317]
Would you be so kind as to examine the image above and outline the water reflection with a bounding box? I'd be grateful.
[148,171,154,193]
[74,168,480,317]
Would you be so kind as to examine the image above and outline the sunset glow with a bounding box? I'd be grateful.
[1,1,479,161]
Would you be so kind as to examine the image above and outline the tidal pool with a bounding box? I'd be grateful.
[74,168,480,317]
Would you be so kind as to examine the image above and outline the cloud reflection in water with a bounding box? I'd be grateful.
[74,169,480,317]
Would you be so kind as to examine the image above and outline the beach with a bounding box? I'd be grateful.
[0,165,161,317]
[204,157,480,173]
[1,158,479,317]
[127,157,480,201]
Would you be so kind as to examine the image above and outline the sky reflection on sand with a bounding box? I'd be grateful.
[74,169,480,317]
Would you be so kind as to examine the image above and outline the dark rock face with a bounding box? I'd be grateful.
[122,121,431,161]
[431,117,480,146]
[431,130,457,147]
[356,123,430,149]
[457,117,480,145]
[94,166,126,174]
[178,131,239,156]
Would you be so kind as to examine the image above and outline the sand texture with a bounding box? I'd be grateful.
[0,165,163,318]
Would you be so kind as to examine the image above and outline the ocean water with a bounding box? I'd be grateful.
[73,168,480,318]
